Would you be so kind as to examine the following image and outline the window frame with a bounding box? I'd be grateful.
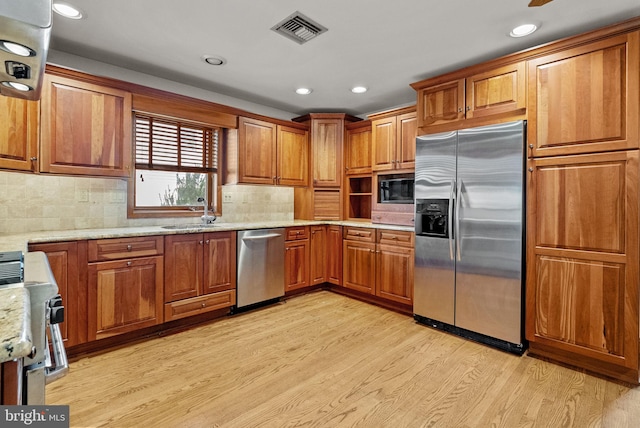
[127,111,223,219]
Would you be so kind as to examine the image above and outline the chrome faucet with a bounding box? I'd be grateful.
[197,196,217,225]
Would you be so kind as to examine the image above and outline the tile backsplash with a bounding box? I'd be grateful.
[0,171,293,235]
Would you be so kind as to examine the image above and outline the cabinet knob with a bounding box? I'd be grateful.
[127,261,132,267]
[529,144,534,149]
[466,106,471,111]
[201,303,206,308]
[370,249,375,253]
[127,245,132,251]
[528,167,534,172]
[205,240,210,244]
[30,157,37,161]
[458,108,463,113]
[199,240,204,245]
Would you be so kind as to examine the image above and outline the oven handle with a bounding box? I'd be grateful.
[45,323,69,384]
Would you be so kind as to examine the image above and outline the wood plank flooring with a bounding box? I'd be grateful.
[47,290,640,427]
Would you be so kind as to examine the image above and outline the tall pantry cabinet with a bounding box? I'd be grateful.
[525,29,640,383]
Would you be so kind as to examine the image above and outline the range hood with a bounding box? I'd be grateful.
[0,0,51,101]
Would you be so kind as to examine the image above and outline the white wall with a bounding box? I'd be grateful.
[47,50,298,121]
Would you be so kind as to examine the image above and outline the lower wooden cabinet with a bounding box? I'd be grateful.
[285,226,310,292]
[164,231,236,321]
[342,227,414,304]
[309,226,327,285]
[88,255,164,340]
[28,241,88,347]
[526,150,639,383]
[326,225,343,285]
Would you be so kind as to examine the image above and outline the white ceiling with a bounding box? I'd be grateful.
[49,0,640,117]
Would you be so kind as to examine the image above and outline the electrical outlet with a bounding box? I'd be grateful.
[223,194,232,203]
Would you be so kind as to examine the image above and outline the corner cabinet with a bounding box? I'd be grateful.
[526,151,639,383]
[0,97,38,172]
[370,107,417,171]
[39,72,132,177]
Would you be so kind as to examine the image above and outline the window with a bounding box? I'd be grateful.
[130,113,220,217]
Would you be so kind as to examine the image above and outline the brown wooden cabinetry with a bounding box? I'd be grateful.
[527,32,639,157]
[28,241,88,347]
[310,116,345,188]
[40,72,132,177]
[371,107,417,171]
[164,231,236,321]
[0,97,38,172]
[238,117,309,186]
[309,226,327,285]
[284,226,310,291]
[87,237,164,340]
[526,151,639,383]
[344,120,372,175]
[342,227,414,304]
[412,61,526,131]
[327,225,343,285]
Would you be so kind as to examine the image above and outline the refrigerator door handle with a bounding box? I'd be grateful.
[448,179,455,260]
[456,179,463,261]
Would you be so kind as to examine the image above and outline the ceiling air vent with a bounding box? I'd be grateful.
[271,11,328,45]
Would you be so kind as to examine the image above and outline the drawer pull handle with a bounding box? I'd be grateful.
[201,303,206,308]
[127,261,132,267]
[127,245,132,251]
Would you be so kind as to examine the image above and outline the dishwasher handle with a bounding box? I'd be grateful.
[241,233,282,242]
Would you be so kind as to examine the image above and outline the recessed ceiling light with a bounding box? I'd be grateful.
[510,23,538,38]
[202,55,226,66]
[52,2,84,19]
[1,81,32,91]
[0,41,35,57]
[295,87,312,95]
[351,86,367,94]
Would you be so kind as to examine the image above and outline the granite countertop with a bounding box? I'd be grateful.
[0,220,414,253]
[0,286,32,363]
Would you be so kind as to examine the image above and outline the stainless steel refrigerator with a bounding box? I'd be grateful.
[413,120,525,354]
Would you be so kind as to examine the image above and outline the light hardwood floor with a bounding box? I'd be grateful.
[48,290,640,427]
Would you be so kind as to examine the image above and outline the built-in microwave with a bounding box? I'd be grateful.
[378,176,414,204]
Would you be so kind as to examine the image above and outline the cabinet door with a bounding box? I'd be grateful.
[376,244,414,305]
[417,79,465,128]
[203,231,236,294]
[312,118,343,187]
[164,234,203,302]
[465,61,526,120]
[345,123,372,175]
[277,125,309,186]
[327,225,343,285]
[0,97,38,172]
[342,240,376,294]
[88,256,164,340]
[396,112,417,169]
[526,151,638,378]
[372,117,396,171]
[39,73,132,177]
[28,241,88,347]
[238,117,277,184]
[528,32,639,157]
[310,226,327,285]
[284,239,310,291]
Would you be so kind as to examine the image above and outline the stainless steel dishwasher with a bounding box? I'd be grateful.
[236,228,285,308]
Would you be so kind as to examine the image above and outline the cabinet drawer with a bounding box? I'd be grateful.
[164,290,236,322]
[377,229,414,248]
[286,226,310,241]
[343,227,375,242]
[88,236,164,261]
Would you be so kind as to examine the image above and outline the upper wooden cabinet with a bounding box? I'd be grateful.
[344,120,372,175]
[370,107,417,171]
[238,117,309,186]
[412,61,526,131]
[528,32,639,157]
[0,97,38,172]
[40,73,132,177]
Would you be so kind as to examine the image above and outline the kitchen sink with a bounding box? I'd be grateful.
[161,224,218,230]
